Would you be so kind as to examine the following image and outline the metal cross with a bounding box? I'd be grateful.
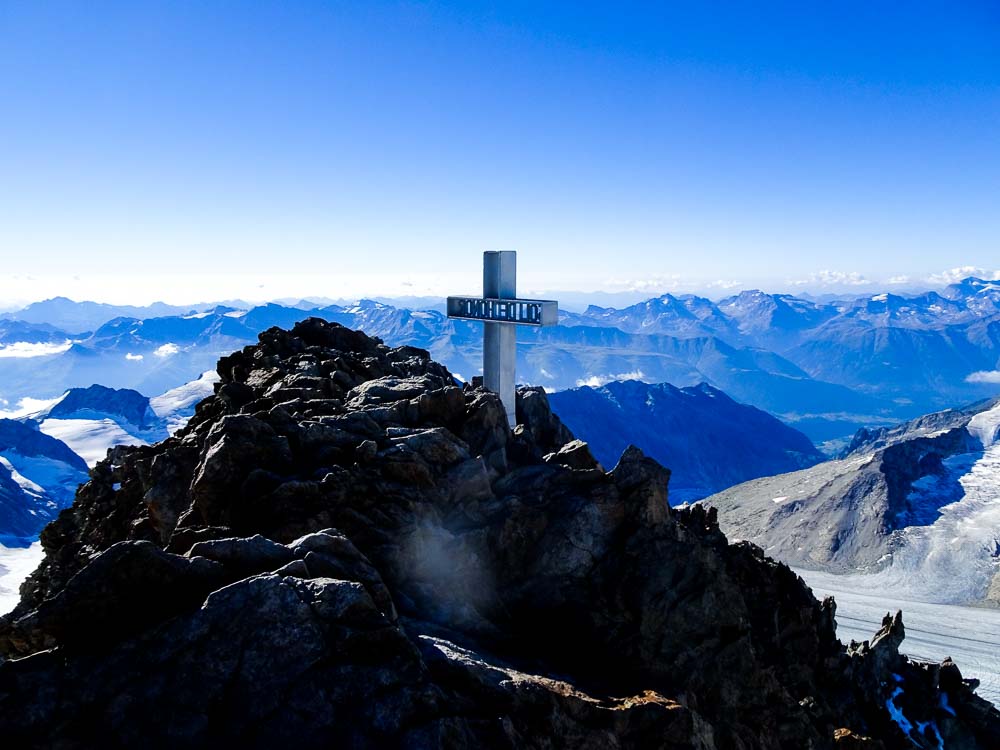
[447,251,558,428]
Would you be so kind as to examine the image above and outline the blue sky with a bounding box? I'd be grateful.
[1,1,998,304]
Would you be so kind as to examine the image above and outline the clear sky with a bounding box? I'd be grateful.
[2,1,999,305]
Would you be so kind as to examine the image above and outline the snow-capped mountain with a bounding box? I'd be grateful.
[1,277,998,448]
[0,297,213,335]
[548,379,823,502]
[572,294,739,340]
[0,372,218,604]
[24,374,219,467]
[704,397,1000,606]
[0,419,88,544]
[716,290,835,349]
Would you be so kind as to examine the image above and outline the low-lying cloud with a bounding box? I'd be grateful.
[966,370,1000,385]
[789,270,870,287]
[927,267,1000,285]
[0,341,73,358]
[154,343,180,358]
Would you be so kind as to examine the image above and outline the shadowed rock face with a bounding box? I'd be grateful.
[45,383,154,428]
[0,318,996,749]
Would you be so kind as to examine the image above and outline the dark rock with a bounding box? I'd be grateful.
[186,534,296,575]
[46,384,153,428]
[543,438,602,471]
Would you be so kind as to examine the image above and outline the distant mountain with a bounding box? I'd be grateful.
[716,290,835,349]
[45,384,155,428]
[573,294,738,340]
[548,380,823,502]
[704,397,1000,606]
[577,282,1000,411]
[1,297,210,335]
[25,374,218,468]
[0,419,88,545]
[0,320,74,345]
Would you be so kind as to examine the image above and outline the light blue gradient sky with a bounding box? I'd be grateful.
[2,1,998,304]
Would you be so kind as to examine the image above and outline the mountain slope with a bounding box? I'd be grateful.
[704,398,1000,606]
[27,376,218,467]
[548,380,823,502]
[2,318,995,747]
[0,419,88,544]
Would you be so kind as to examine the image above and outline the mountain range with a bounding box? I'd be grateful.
[3,277,999,449]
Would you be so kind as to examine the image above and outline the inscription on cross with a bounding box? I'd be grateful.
[447,251,558,428]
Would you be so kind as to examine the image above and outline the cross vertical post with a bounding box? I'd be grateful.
[483,251,518,428]
[447,252,558,430]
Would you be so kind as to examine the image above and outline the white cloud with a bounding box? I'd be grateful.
[966,370,1000,384]
[575,370,645,388]
[125,353,144,361]
[0,340,73,358]
[153,343,180,358]
[789,270,870,287]
[607,274,682,293]
[886,275,911,285]
[926,267,1000,285]
[706,279,743,290]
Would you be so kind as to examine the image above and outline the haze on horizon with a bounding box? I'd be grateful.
[2,1,998,306]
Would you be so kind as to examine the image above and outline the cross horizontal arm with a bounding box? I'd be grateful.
[448,297,559,326]
[447,296,558,326]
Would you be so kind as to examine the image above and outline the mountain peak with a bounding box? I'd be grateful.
[43,384,153,428]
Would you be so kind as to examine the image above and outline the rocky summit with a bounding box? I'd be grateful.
[0,318,996,749]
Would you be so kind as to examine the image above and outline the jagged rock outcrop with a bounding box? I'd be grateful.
[1,319,996,749]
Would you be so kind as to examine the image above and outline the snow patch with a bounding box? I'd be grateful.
[0,456,45,496]
[0,541,43,615]
[771,496,789,504]
[38,418,148,467]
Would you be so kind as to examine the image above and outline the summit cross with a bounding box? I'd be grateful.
[447,251,558,428]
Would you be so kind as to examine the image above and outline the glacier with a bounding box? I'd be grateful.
[801,569,1000,707]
